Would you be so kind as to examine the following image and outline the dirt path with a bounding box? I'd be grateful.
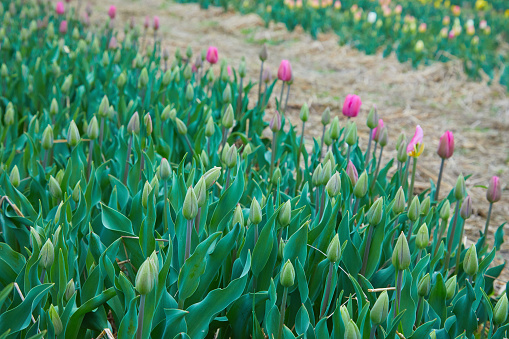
[89,0,509,279]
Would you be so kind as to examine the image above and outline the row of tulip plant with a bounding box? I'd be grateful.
[0,0,507,338]
[178,0,509,88]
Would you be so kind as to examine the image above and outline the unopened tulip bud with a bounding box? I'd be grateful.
[98,96,109,117]
[415,223,429,250]
[392,232,410,271]
[312,164,322,186]
[61,74,72,94]
[277,239,285,260]
[249,198,262,225]
[379,127,388,147]
[463,244,478,276]
[204,167,221,188]
[205,117,215,137]
[272,167,282,183]
[10,165,20,188]
[142,181,152,208]
[221,143,231,164]
[270,111,282,133]
[346,161,358,186]
[437,131,454,159]
[135,258,156,295]
[206,46,218,64]
[49,305,63,335]
[200,151,209,167]
[138,67,149,88]
[454,174,466,201]
[370,291,389,324]
[49,176,62,199]
[460,195,473,219]
[39,239,54,269]
[323,151,336,170]
[144,113,153,135]
[3,104,13,126]
[397,143,408,163]
[239,59,246,78]
[320,161,332,186]
[160,158,171,181]
[395,133,406,151]
[222,104,234,129]
[440,200,451,221]
[368,197,384,226]
[225,145,238,169]
[161,105,172,122]
[321,107,330,126]
[183,65,192,81]
[324,129,332,147]
[419,196,430,216]
[127,112,140,134]
[65,279,75,300]
[259,44,268,62]
[72,182,81,202]
[326,234,341,263]
[169,109,177,121]
[56,170,64,185]
[279,201,291,227]
[175,118,187,135]
[330,117,340,140]
[192,177,206,208]
[366,106,379,129]
[345,122,358,146]
[494,294,508,325]
[30,227,42,249]
[487,176,501,203]
[300,103,309,122]
[445,275,456,299]
[392,187,406,214]
[232,204,244,227]
[353,171,368,198]
[280,260,295,287]
[408,196,421,222]
[340,305,351,326]
[326,172,341,197]
[417,273,431,297]
[345,320,361,339]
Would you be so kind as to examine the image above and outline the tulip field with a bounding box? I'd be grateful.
[0,0,508,339]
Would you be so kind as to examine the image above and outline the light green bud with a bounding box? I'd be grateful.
[280,260,295,288]
[39,239,54,269]
[418,273,431,297]
[353,171,368,198]
[279,201,291,227]
[175,118,187,135]
[72,181,81,202]
[65,279,75,301]
[345,122,358,146]
[445,275,457,300]
[370,291,389,325]
[249,198,262,225]
[300,103,309,122]
[407,196,421,222]
[98,96,110,117]
[183,187,198,220]
[49,305,63,335]
[454,174,466,201]
[392,232,410,271]
[49,176,62,199]
[494,294,508,325]
[10,165,20,188]
[160,158,172,181]
[326,172,341,198]
[194,177,207,207]
[392,187,406,215]
[142,181,152,208]
[330,117,340,140]
[222,104,234,129]
[185,83,194,102]
[326,234,341,263]
[420,196,431,216]
[138,67,149,88]
[135,258,156,295]
[203,167,221,188]
[366,107,378,129]
[161,105,172,121]
[440,200,451,221]
[367,197,384,226]
[345,320,361,339]
[463,244,478,277]
[232,204,244,227]
[321,107,330,126]
[87,116,99,139]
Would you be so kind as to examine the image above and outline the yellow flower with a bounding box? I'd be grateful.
[408,143,425,158]
[505,9,509,17]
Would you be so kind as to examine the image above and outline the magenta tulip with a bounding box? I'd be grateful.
[372,119,384,141]
[206,46,218,64]
[56,1,65,15]
[487,176,502,203]
[108,5,116,19]
[407,125,424,156]
[277,60,292,82]
[346,160,358,185]
[342,94,362,118]
[144,16,150,29]
[437,131,454,159]
[59,20,68,34]
[153,16,160,31]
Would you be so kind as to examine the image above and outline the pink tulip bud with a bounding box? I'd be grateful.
[277,60,292,82]
[153,16,160,31]
[372,119,384,141]
[437,131,454,159]
[342,94,362,118]
[270,111,282,133]
[108,36,117,50]
[144,15,150,29]
[227,65,232,77]
[442,16,450,26]
[262,67,272,83]
[191,64,197,73]
[346,160,358,185]
[487,176,501,203]
[448,30,455,39]
[108,5,116,19]
[56,1,65,15]
[395,4,402,14]
[407,125,423,156]
[206,46,218,64]
[59,20,68,34]
[480,20,487,29]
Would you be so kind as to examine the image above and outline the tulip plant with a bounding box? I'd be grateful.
[0,1,507,339]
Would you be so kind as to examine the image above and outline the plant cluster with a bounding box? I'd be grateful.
[0,1,507,338]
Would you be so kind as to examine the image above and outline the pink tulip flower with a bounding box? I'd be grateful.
[342,94,362,118]
[407,125,424,157]
[487,176,501,203]
[277,60,292,82]
[437,131,454,159]
[56,1,65,15]
[206,46,218,64]
[108,5,116,20]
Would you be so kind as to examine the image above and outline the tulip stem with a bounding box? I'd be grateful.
[394,270,403,319]
[164,181,168,234]
[406,219,418,243]
[320,262,334,318]
[361,225,374,276]
[407,157,418,199]
[346,144,351,162]
[481,203,493,249]
[403,158,410,192]
[195,207,201,235]
[99,117,105,148]
[257,61,264,109]
[319,186,325,221]
[371,147,384,192]
[320,125,326,160]
[454,219,467,275]
[123,135,133,185]
[371,142,378,173]
[315,186,320,218]
[295,122,306,192]
[283,84,291,114]
[443,200,461,275]
[185,219,193,261]
[433,218,447,257]
[136,294,145,339]
[365,131,373,169]
[184,135,194,157]
[435,158,445,201]
[369,327,377,339]
[277,287,288,339]
[269,131,277,181]
[87,139,94,181]
[279,82,285,110]
[220,126,227,150]
[42,149,49,170]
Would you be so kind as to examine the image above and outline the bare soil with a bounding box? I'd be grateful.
[88,0,509,285]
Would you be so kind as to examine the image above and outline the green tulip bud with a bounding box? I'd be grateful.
[312,164,322,187]
[278,239,285,260]
[259,44,268,61]
[87,116,99,139]
[175,118,187,135]
[3,105,14,126]
[397,143,408,163]
[321,107,330,126]
[420,196,430,216]
[55,170,64,185]
[323,150,336,170]
[185,83,194,102]
[300,103,309,122]
[9,165,20,188]
[183,64,192,81]
[72,181,81,202]
[206,68,214,83]
[494,294,508,325]
[200,151,209,167]
[370,291,389,324]
[194,177,207,207]
[30,227,42,249]
[232,204,244,227]
[1,64,8,78]
[238,59,246,78]
[205,117,215,137]
[279,201,291,227]
[345,320,361,339]
[417,273,431,297]
[272,167,282,183]
[330,117,340,140]
[460,195,472,220]
[98,96,110,117]
[135,258,157,295]
[138,67,149,88]
[249,198,262,225]
[49,305,63,335]
[175,48,182,60]
[366,106,379,130]
[440,200,451,221]
[221,143,231,164]
[161,105,172,122]
[223,84,232,104]
[54,202,64,225]
[144,113,153,135]
[49,176,62,199]
[324,128,332,147]
[162,69,171,86]
[445,275,457,300]
[39,239,54,269]
[149,251,159,273]
[367,197,384,226]
[127,112,140,134]
[395,133,406,151]
[64,279,75,301]
[280,260,295,288]
[407,196,421,222]
[353,171,368,198]
[222,104,235,129]
[326,172,341,198]
[160,158,172,181]
[243,143,253,160]
[150,176,159,195]
[101,51,110,67]
[392,187,406,215]
[61,74,73,94]
[340,305,351,326]
[379,127,389,147]
[392,232,410,271]
[326,234,341,263]
[117,72,127,89]
[463,244,478,277]
[320,160,332,186]
[270,111,281,133]
[345,122,358,146]
[415,223,429,250]
[203,167,221,188]
[142,181,152,208]
[169,109,177,121]
[454,174,466,201]
[183,187,198,220]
